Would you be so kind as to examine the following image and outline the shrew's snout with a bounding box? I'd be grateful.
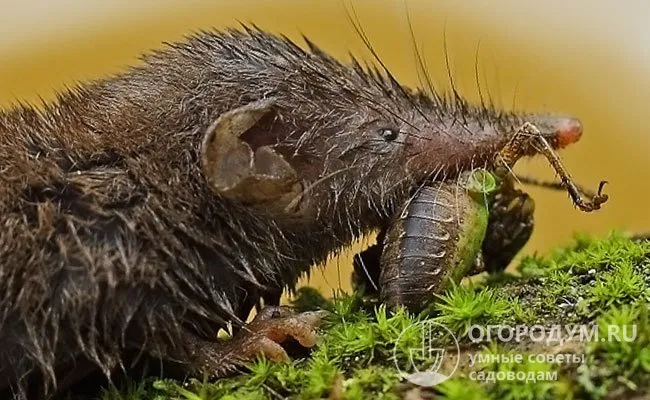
[554,117,583,148]
[528,115,583,149]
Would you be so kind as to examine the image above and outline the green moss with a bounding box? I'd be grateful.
[436,378,489,399]
[577,304,650,398]
[546,232,650,274]
[107,233,650,399]
[457,344,566,400]
[589,262,646,307]
[341,366,401,400]
[430,283,511,336]
[102,381,153,400]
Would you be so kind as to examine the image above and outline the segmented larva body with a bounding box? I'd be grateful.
[379,169,496,312]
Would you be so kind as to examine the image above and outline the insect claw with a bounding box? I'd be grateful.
[584,180,609,211]
[597,180,608,196]
[589,183,609,206]
[575,182,609,211]
[497,122,608,213]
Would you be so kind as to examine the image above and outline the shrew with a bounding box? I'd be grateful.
[0,27,606,399]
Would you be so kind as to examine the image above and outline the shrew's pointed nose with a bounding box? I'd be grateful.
[555,117,583,148]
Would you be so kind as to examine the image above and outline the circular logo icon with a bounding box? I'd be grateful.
[393,320,460,386]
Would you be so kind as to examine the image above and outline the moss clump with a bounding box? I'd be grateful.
[430,284,512,336]
[437,343,573,400]
[577,304,650,398]
[105,233,650,399]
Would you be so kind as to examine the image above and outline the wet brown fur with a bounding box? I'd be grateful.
[0,27,534,398]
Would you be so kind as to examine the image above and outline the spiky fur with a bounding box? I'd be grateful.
[0,27,525,398]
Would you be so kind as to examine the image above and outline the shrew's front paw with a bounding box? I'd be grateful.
[185,306,327,378]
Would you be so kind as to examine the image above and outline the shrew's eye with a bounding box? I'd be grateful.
[379,128,398,141]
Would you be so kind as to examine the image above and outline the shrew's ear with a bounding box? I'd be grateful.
[201,98,303,212]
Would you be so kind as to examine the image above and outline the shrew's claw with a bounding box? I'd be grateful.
[180,306,327,379]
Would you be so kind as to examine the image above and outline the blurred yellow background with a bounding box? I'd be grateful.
[1,0,648,295]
